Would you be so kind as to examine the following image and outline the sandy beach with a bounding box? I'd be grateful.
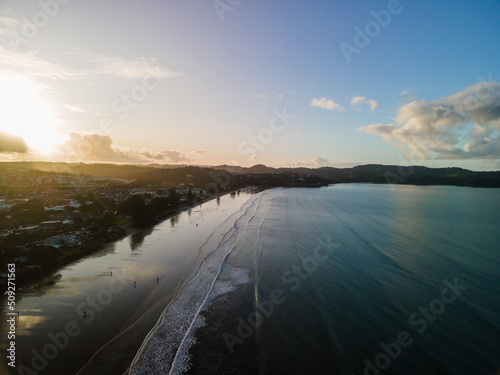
[0,190,257,375]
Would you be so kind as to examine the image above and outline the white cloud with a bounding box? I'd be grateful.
[282,157,332,168]
[85,55,180,80]
[62,104,85,113]
[358,81,500,159]
[0,16,21,32]
[350,96,365,105]
[350,96,378,111]
[311,156,331,167]
[253,91,294,100]
[310,97,345,111]
[192,149,205,155]
[399,90,415,102]
[0,45,181,82]
[366,99,378,111]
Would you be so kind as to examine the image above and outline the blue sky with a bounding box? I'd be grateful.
[1,0,500,170]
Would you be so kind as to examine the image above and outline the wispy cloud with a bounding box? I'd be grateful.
[350,96,378,111]
[0,44,181,83]
[399,90,415,103]
[358,81,500,159]
[62,104,85,113]
[0,16,21,32]
[282,156,332,168]
[85,55,180,80]
[310,97,345,111]
[366,99,378,111]
[350,96,365,105]
[253,91,294,100]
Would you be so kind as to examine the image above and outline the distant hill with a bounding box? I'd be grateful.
[2,161,500,188]
[212,163,500,188]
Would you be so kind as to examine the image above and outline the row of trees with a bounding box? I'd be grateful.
[117,188,180,227]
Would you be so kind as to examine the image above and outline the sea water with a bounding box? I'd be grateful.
[128,184,500,375]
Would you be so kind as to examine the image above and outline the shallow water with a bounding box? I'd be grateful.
[0,191,255,375]
[133,184,500,375]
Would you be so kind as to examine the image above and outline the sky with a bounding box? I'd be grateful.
[1,0,500,170]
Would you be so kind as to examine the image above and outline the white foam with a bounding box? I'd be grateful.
[127,194,260,375]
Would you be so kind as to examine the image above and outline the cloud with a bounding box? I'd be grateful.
[366,99,378,111]
[282,156,332,168]
[350,96,378,111]
[311,157,331,167]
[62,104,85,113]
[358,81,500,159]
[192,149,205,155]
[310,97,345,111]
[399,90,415,103]
[57,133,192,163]
[85,55,180,80]
[253,91,294,100]
[153,150,192,163]
[0,45,181,82]
[0,16,21,32]
[0,131,28,153]
[350,96,365,105]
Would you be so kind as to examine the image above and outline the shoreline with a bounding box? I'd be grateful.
[2,189,260,375]
[12,187,254,291]
[75,188,262,374]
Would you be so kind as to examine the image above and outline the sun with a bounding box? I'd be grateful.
[0,76,63,154]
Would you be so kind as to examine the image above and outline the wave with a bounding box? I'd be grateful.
[126,193,263,375]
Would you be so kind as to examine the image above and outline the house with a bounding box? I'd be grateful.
[43,234,82,248]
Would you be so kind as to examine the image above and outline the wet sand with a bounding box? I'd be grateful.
[0,190,256,375]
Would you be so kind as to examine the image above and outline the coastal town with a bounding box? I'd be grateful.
[3,160,497,287]
[0,162,329,285]
[0,165,223,285]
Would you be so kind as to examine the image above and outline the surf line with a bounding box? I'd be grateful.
[168,194,264,374]
[126,193,263,374]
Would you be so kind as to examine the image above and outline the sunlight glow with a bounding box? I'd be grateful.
[0,76,63,154]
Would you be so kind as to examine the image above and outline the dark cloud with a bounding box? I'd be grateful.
[358,81,500,159]
[58,133,192,163]
[0,131,28,153]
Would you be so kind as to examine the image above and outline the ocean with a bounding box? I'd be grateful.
[127,184,500,375]
[2,184,499,375]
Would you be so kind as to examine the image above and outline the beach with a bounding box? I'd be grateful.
[0,190,258,375]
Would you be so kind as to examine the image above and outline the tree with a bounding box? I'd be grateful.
[11,202,47,224]
[167,188,179,207]
[117,195,146,216]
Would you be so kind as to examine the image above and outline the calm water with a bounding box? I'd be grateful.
[130,184,500,375]
[2,185,499,374]
[0,190,256,375]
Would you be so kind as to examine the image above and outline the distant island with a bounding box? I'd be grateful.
[1,161,499,287]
